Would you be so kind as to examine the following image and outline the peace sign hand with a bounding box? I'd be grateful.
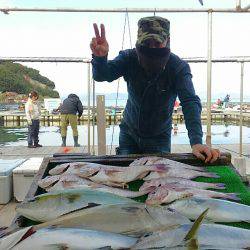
[90,23,109,57]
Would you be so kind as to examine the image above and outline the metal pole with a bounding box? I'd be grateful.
[92,78,96,155]
[1,7,250,13]
[239,62,244,156]
[0,57,90,63]
[1,56,250,63]
[87,63,91,154]
[236,0,241,10]
[206,11,213,147]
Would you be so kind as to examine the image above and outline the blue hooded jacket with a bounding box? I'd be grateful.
[92,49,203,146]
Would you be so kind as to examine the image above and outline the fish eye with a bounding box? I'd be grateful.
[167,208,175,213]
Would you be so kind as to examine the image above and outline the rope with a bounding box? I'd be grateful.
[109,11,131,155]
[126,11,133,49]
[217,145,250,158]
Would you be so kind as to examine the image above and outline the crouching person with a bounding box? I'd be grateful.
[60,94,83,147]
[25,91,42,148]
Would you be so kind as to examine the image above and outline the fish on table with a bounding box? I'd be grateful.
[45,174,154,198]
[49,161,125,176]
[132,208,250,249]
[49,161,168,187]
[132,223,250,249]
[146,184,239,205]
[2,227,137,250]
[87,164,167,186]
[143,167,219,181]
[16,188,137,222]
[32,203,190,237]
[167,197,250,223]
[140,177,225,191]
[130,156,206,172]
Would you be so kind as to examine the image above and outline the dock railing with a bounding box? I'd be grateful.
[0,3,249,167]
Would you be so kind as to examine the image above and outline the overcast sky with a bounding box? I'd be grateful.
[0,0,250,101]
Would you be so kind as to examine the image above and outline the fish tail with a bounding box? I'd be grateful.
[0,227,8,238]
[224,193,241,201]
[211,183,226,189]
[203,172,220,178]
[0,225,18,238]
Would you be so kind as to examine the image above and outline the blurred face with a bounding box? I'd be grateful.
[31,95,38,101]
[145,39,168,48]
[136,38,170,76]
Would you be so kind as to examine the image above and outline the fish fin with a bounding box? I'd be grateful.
[212,183,226,189]
[203,172,220,178]
[42,243,69,250]
[96,247,112,250]
[106,181,128,188]
[60,202,100,216]
[184,208,209,241]
[224,193,241,201]
[187,238,199,250]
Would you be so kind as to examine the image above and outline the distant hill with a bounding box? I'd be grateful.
[0,62,59,99]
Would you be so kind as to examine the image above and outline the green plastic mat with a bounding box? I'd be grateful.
[128,165,250,229]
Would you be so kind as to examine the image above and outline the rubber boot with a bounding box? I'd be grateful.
[73,136,80,147]
[61,136,66,147]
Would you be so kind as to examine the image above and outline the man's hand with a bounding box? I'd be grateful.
[192,144,220,163]
[27,119,32,126]
[90,23,109,57]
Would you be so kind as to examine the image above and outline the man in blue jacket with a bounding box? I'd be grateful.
[90,16,220,163]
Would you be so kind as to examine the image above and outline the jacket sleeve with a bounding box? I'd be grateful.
[91,50,129,82]
[77,100,83,116]
[175,63,203,146]
[25,102,32,123]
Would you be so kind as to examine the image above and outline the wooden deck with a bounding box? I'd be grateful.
[0,143,249,228]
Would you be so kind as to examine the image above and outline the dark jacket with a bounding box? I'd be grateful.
[92,49,203,146]
[60,94,83,116]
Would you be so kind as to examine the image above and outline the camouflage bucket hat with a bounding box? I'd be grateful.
[136,16,170,46]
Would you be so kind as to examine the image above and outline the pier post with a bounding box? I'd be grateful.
[17,116,20,126]
[0,116,4,126]
[96,95,106,155]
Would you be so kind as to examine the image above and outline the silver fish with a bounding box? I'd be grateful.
[34,203,190,237]
[16,188,137,222]
[132,223,250,249]
[130,156,206,172]
[143,167,219,180]
[146,185,239,205]
[140,177,225,191]
[168,197,250,223]
[11,228,137,250]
